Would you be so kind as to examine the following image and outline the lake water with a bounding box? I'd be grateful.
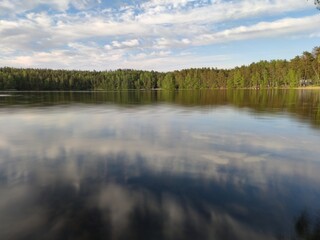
[0,90,320,240]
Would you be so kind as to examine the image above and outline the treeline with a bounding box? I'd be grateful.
[0,47,319,90]
[0,69,162,91]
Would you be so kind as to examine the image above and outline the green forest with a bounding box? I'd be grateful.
[0,47,319,91]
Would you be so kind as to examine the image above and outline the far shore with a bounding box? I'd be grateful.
[292,86,320,89]
[1,86,320,92]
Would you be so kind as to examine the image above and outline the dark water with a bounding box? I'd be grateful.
[0,90,320,240]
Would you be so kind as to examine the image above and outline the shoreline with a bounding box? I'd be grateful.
[0,86,320,92]
[291,86,320,89]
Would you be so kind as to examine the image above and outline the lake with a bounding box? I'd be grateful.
[0,90,320,240]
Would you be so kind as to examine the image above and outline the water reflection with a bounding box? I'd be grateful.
[0,90,320,240]
[294,210,320,240]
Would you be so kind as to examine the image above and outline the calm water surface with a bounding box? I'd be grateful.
[0,90,320,240]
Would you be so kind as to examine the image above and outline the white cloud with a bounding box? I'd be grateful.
[193,14,320,45]
[105,39,140,50]
[0,0,319,70]
[137,0,309,25]
[122,39,140,47]
[0,0,100,15]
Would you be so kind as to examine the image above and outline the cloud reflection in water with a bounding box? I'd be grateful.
[0,99,320,240]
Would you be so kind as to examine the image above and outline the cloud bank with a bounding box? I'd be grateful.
[0,0,319,71]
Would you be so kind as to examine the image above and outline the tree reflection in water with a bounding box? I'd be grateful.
[294,210,320,240]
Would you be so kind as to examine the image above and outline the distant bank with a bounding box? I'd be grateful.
[1,47,319,91]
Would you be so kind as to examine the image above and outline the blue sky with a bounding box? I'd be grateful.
[0,0,319,71]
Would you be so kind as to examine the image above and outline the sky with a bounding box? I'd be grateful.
[0,0,319,71]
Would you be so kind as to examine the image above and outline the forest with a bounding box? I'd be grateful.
[0,47,319,91]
